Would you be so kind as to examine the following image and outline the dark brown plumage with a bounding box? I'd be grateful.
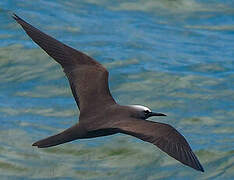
[13,14,204,172]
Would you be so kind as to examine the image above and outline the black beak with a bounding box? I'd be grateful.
[149,112,167,117]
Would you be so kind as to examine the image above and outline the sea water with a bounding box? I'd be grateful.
[0,0,233,179]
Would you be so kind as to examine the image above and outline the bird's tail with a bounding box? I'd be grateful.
[32,124,83,148]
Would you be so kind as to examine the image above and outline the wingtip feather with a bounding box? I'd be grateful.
[12,13,19,21]
[32,141,40,148]
[12,13,27,25]
[32,141,52,148]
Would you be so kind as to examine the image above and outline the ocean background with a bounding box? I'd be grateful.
[0,0,233,179]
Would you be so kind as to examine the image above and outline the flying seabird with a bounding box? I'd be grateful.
[12,14,204,172]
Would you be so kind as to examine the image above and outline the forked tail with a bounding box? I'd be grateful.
[32,124,84,148]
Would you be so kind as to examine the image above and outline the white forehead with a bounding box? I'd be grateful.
[129,105,151,112]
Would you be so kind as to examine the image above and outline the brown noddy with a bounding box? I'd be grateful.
[12,14,204,172]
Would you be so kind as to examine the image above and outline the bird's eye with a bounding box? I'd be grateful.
[144,110,150,115]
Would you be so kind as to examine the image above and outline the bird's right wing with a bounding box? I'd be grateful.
[116,119,204,172]
[13,14,116,116]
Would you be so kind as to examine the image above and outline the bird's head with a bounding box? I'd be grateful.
[128,105,167,119]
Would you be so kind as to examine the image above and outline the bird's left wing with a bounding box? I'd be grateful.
[116,119,204,172]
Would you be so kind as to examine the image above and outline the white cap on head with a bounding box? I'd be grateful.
[129,105,151,112]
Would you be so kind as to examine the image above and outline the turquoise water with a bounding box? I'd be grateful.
[0,0,233,179]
